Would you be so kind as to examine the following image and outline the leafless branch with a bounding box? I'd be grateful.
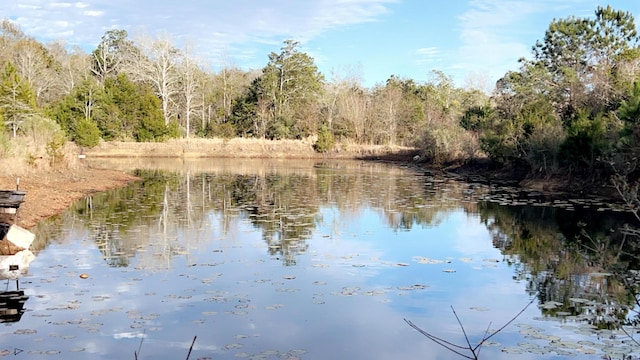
[404,319,474,359]
[185,335,197,360]
[405,294,537,359]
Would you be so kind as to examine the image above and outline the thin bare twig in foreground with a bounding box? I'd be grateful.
[405,295,537,359]
[620,326,640,347]
[133,332,196,360]
[404,318,474,359]
[134,329,146,360]
[185,335,197,360]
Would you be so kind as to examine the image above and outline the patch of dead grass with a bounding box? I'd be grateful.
[84,138,418,160]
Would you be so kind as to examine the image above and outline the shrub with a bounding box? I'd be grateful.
[166,120,182,139]
[206,122,236,139]
[560,110,614,171]
[421,122,479,165]
[0,131,10,158]
[314,125,335,153]
[46,131,66,166]
[21,115,61,146]
[26,152,38,168]
[74,117,101,147]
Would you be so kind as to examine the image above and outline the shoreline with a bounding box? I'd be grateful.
[0,137,614,230]
[0,167,139,229]
[0,138,419,229]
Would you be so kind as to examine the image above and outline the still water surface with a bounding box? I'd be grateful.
[3,159,639,359]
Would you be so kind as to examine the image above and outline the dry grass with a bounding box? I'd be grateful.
[84,137,418,160]
[0,137,84,178]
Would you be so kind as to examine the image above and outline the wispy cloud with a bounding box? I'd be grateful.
[17,4,40,10]
[451,0,599,86]
[1,0,398,69]
[415,47,442,65]
[82,10,103,17]
[453,0,545,83]
[50,2,72,8]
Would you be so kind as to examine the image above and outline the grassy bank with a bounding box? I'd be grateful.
[83,138,419,160]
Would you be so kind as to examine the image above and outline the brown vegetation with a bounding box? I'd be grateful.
[84,137,419,160]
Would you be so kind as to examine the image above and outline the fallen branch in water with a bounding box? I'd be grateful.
[405,295,536,359]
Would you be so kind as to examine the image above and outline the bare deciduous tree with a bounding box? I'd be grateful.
[124,33,181,126]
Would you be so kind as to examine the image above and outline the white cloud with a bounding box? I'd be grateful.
[50,2,73,8]
[53,20,70,28]
[1,0,398,71]
[17,4,40,10]
[416,47,439,55]
[83,10,104,17]
[415,47,442,65]
[451,0,547,85]
[450,0,619,87]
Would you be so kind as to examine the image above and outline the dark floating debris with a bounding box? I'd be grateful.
[0,290,29,323]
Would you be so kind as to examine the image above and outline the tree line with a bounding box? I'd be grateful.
[1,5,639,181]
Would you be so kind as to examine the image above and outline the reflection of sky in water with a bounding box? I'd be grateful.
[2,161,628,359]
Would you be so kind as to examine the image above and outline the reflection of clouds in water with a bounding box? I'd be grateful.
[452,212,498,257]
[113,332,145,339]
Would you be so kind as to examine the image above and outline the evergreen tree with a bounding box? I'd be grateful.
[0,62,36,137]
[255,40,324,139]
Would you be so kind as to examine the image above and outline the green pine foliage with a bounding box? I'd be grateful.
[232,40,324,140]
[314,124,335,152]
[75,117,101,147]
[0,62,36,136]
[133,85,176,141]
[45,131,66,166]
[97,73,140,140]
[469,5,640,177]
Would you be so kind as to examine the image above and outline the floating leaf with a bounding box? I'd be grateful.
[14,329,37,335]
[469,306,489,311]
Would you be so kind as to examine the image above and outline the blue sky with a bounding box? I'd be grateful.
[2,1,639,89]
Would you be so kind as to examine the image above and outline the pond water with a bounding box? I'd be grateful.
[3,158,640,359]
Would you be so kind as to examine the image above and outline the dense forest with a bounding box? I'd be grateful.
[0,5,639,183]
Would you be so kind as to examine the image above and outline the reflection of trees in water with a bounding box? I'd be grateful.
[93,224,128,267]
[62,161,481,267]
[225,173,317,266]
[534,271,629,330]
[66,169,181,268]
[59,161,640,305]
[478,200,638,329]
[314,163,474,231]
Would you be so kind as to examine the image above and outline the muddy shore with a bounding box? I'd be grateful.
[0,167,139,229]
